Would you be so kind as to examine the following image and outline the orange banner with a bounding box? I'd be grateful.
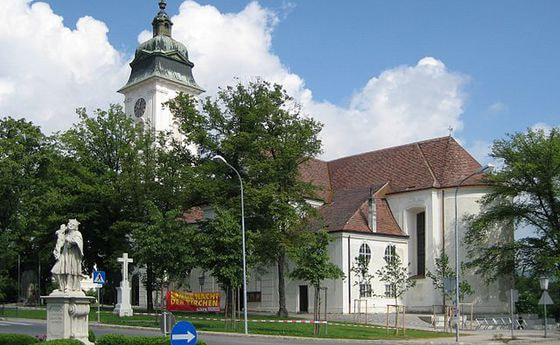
[166,290,221,312]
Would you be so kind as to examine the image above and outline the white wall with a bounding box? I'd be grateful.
[340,232,408,313]
[441,186,512,314]
[140,186,511,315]
[121,77,200,153]
[386,186,511,313]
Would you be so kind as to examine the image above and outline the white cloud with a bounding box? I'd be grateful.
[166,2,467,159]
[0,0,128,132]
[166,1,310,101]
[0,79,15,106]
[531,122,553,133]
[310,57,467,159]
[465,139,493,165]
[488,101,507,113]
[0,0,469,161]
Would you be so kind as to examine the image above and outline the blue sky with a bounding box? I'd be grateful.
[1,0,558,161]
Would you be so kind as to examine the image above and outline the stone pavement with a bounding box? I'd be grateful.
[299,311,437,330]
[295,312,560,344]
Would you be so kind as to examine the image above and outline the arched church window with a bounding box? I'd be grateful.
[384,245,396,264]
[359,243,371,265]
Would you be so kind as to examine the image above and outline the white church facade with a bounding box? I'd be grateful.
[124,1,511,315]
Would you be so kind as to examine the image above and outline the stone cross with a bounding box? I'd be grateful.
[117,253,133,282]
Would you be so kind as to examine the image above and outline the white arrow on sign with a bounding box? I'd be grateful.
[171,332,195,343]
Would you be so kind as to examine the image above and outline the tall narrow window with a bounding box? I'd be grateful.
[359,243,371,265]
[384,245,396,264]
[417,211,426,275]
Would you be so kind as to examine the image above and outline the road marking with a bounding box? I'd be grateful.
[0,321,32,326]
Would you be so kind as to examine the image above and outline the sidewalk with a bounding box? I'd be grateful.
[295,312,560,344]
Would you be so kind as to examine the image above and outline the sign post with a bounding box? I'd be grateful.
[510,289,518,339]
[170,321,197,345]
[93,271,106,323]
[538,290,554,338]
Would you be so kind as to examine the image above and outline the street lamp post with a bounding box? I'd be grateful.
[212,155,249,335]
[540,277,549,338]
[454,164,493,342]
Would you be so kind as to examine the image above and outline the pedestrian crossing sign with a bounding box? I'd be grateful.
[93,271,106,284]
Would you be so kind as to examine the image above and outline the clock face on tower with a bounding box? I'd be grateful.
[134,98,146,118]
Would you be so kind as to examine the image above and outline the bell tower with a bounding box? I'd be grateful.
[119,0,204,140]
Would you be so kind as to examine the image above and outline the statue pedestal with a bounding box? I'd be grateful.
[42,291,95,345]
[113,281,134,317]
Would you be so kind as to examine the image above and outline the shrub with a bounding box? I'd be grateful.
[0,333,37,345]
[97,335,165,345]
[97,335,207,345]
[88,330,96,343]
[43,340,84,345]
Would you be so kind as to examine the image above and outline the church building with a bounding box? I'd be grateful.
[124,1,511,315]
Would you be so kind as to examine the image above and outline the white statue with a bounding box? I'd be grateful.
[51,219,84,292]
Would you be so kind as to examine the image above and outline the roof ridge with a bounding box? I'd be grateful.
[325,159,334,202]
[380,198,404,235]
[416,142,440,188]
[326,136,450,163]
[343,198,371,232]
[440,136,452,181]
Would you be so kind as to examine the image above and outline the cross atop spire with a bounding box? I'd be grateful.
[159,0,167,11]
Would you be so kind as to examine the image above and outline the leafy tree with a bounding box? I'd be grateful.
[376,252,416,306]
[0,117,56,300]
[290,230,344,334]
[123,131,198,311]
[128,204,197,311]
[426,250,474,312]
[167,80,323,316]
[464,128,560,280]
[514,275,559,320]
[195,208,251,317]
[58,105,198,307]
[350,255,375,297]
[57,106,142,274]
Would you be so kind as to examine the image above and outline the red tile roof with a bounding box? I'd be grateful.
[183,207,204,224]
[299,158,332,202]
[301,136,486,236]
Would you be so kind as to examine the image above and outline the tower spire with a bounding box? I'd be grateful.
[153,0,173,37]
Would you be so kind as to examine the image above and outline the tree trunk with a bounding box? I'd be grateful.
[276,251,289,317]
[225,285,234,319]
[442,289,446,314]
[313,285,320,335]
[146,265,154,312]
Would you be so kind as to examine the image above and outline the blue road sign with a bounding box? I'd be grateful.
[170,321,197,345]
[93,271,106,284]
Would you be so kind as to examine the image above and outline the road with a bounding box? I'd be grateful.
[2,318,559,345]
[0,319,378,345]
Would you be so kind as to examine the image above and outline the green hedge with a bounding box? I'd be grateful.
[0,333,37,345]
[0,333,87,345]
[44,340,84,345]
[88,330,96,343]
[97,335,207,345]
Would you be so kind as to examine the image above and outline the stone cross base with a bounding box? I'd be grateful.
[42,292,95,345]
[113,283,134,317]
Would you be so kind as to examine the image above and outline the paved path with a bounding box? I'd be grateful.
[1,318,559,344]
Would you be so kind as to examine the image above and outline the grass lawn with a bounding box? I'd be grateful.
[0,307,452,340]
